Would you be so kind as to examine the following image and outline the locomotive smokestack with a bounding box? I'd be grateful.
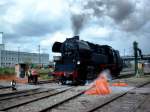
[72,35,79,40]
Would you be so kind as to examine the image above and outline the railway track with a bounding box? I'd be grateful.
[0,88,53,101]
[0,86,11,89]
[93,82,150,112]
[38,80,57,84]
[0,76,149,112]
[0,80,58,99]
[26,80,55,85]
[0,86,72,111]
[0,88,40,97]
[89,82,150,112]
[42,81,150,112]
[0,84,71,101]
[39,89,86,112]
[2,86,86,112]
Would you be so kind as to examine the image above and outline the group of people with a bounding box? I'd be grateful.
[26,67,38,84]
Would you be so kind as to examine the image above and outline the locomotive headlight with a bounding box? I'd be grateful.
[77,61,80,65]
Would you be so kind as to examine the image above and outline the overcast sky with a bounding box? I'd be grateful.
[0,0,150,59]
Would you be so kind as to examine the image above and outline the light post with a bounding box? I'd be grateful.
[38,45,41,65]
[133,41,143,76]
[18,47,20,64]
[0,32,4,44]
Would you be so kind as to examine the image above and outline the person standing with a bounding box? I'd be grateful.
[11,80,17,91]
[27,68,32,83]
[31,68,38,84]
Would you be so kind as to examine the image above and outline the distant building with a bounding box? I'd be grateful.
[0,39,49,67]
[0,44,5,51]
[0,50,49,67]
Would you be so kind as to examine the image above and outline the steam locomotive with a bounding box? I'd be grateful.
[52,36,123,85]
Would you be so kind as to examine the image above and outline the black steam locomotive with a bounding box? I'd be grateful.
[52,36,123,85]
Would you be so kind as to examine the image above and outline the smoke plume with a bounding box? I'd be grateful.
[70,0,150,32]
[71,13,86,35]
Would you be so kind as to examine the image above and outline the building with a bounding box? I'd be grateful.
[0,38,49,67]
[0,49,49,67]
[0,44,5,51]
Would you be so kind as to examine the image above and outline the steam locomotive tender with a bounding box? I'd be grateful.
[52,36,123,85]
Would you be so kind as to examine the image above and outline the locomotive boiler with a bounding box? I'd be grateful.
[52,36,123,85]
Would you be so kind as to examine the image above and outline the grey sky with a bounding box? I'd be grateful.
[0,0,150,59]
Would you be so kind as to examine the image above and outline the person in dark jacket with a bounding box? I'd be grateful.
[31,68,38,84]
[11,80,17,91]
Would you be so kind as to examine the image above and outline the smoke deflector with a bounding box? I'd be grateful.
[52,42,62,53]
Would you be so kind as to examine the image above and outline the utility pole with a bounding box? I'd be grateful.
[0,32,5,50]
[133,42,138,75]
[38,45,41,65]
[18,47,20,64]
[124,49,125,56]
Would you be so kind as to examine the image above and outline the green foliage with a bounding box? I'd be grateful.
[38,68,54,74]
[38,68,54,80]
[0,67,15,75]
[40,74,53,80]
